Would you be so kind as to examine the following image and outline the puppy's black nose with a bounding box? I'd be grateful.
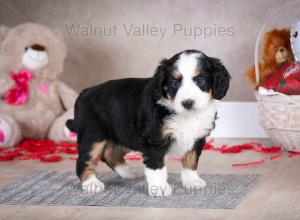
[182,99,194,110]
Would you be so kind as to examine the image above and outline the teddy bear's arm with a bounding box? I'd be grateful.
[57,81,78,110]
[259,64,274,83]
[0,73,14,95]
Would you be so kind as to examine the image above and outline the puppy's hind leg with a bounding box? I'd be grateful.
[102,142,138,179]
[77,139,107,194]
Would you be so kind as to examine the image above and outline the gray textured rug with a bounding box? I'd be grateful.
[0,171,260,209]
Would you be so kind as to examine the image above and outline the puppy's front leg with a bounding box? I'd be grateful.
[143,154,172,197]
[181,138,206,189]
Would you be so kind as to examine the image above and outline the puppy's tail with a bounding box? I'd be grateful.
[66,119,77,132]
[66,94,82,133]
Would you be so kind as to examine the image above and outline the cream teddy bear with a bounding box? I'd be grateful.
[0,23,78,147]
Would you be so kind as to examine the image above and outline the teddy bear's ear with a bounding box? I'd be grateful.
[0,26,9,43]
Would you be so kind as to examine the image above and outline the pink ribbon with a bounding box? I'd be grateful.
[2,69,32,105]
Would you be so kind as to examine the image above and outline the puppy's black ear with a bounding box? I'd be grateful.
[152,59,168,100]
[210,57,231,100]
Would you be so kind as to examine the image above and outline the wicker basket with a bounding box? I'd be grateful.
[255,93,300,151]
[254,2,300,151]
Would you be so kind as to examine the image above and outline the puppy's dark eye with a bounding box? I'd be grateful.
[195,77,205,86]
[171,79,179,88]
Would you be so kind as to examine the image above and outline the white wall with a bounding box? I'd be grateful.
[210,102,268,138]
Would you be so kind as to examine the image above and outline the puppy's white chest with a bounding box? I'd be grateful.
[165,103,216,156]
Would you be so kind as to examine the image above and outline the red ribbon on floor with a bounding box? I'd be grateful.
[203,140,285,167]
[124,140,298,167]
[0,139,299,165]
[0,139,78,162]
[288,150,300,158]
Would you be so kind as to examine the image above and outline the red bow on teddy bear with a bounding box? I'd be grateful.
[2,69,32,105]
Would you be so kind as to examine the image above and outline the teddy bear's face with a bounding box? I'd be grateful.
[22,44,49,70]
[264,29,294,65]
[0,23,67,80]
[268,37,292,64]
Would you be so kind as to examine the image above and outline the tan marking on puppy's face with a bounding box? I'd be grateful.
[80,141,106,182]
[182,150,198,170]
[163,86,172,100]
[193,67,201,77]
[171,70,181,80]
[208,89,213,100]
[166,93,172,100]
[161,124,174,140]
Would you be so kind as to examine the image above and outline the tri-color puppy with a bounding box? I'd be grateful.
[66,50,230,197]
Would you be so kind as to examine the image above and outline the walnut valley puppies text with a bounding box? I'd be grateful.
[65,23,235,39]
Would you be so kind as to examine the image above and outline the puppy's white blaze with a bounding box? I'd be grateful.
[114,164,137,179]
[81,174,105,194]
[144,166,172,197]
[166,102,217,156]
[181,168,206,189]
[177,52,201,77]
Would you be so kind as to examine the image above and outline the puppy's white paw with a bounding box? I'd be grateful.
[182,177,206,189]
[82,174,105,194]
[148,182,172,197]
[115,164,138,179]
[181,169,206,189]
[144,166,172,197]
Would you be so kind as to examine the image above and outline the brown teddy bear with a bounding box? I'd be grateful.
[246,28,294,88]
[0,23,78,147]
